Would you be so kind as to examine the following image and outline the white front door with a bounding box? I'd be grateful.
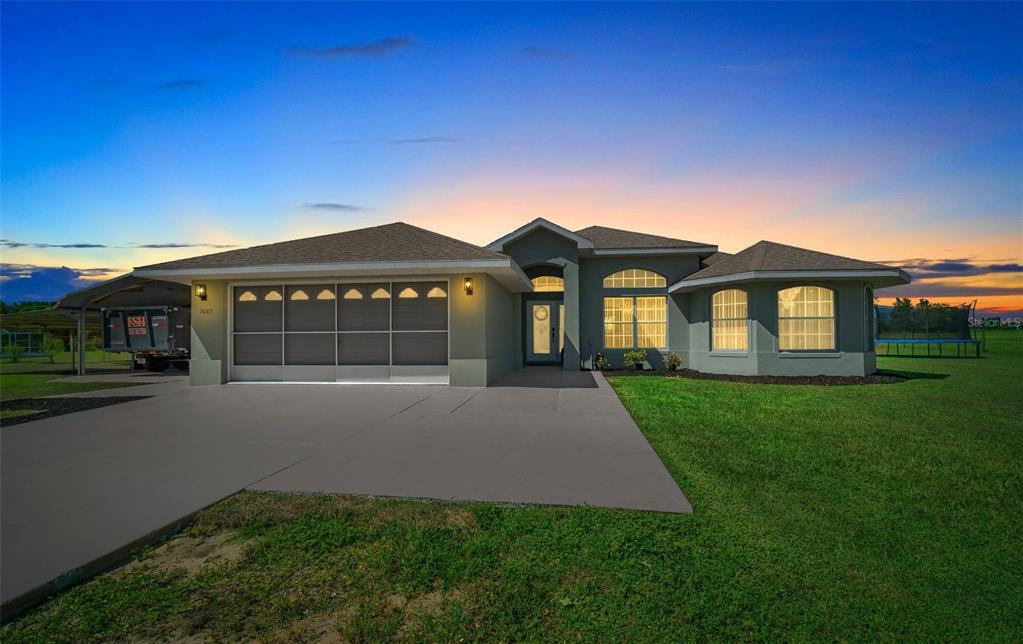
[526,301,561,363]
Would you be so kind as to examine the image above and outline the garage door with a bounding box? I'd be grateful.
[230,281,448,384]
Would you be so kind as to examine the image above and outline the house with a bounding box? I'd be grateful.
[133,218,910,386]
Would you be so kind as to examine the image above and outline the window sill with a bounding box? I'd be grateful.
[709,351,749,358]
[778,352,842,359]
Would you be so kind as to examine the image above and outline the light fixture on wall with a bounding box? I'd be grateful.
[194,283,208,301]
[463,277,474,296]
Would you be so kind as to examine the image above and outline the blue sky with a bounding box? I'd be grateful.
[1,2,1021,312]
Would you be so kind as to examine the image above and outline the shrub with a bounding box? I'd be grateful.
[43,335,65,364]
[593,352,610,370]
[665,352,683,371]
[623,349,647,369]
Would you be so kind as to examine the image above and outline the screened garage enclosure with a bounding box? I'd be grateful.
[231,280,449,384]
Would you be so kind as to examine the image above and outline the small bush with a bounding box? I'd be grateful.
[43,336,65,364]
[665,352,683,371]
[623,349,647,369]
[593,353,610,370]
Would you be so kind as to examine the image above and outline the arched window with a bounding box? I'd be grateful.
[602,269,666,288]
[531,276,564,292]
[711,289,748,351]
[778,286,835,351]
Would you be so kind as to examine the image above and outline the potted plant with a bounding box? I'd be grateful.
[623,349,647,371]
[593,352,610,370]
[665,352,683,372]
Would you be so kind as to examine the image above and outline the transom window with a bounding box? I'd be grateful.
[603,296,667,349]
[778,286,836,351]
[531,276,564,292]
[602,269,666,288]
[711,289,749,351]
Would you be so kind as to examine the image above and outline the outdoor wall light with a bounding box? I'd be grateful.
[194,283,208,301]
[463,277,474,296]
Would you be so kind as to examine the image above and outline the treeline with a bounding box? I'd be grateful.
[0,301,54,315]
[881,297,971,337]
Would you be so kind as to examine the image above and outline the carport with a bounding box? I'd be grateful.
[0,276,189,375]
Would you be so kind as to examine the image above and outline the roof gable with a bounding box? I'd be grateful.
[135,222,507,271]
[487,218,593,252]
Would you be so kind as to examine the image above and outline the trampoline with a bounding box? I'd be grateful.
[875,338,981,357]
[875,299,983,358]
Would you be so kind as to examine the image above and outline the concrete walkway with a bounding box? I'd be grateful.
[1,369,689,606]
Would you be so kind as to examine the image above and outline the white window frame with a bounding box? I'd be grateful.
[602,268,667,289]
[602,295,668,350]
[710,288,750,353]
[776,285,837,352]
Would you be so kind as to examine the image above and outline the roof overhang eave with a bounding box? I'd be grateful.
[668,269,912,293]
[586,246,718,257]
[133,258,536,292]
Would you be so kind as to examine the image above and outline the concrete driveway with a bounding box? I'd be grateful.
[1,369,689,607]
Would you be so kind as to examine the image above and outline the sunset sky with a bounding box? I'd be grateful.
[2,2,1020,315]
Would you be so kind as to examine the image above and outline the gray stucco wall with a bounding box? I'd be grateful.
[503,229,581,370]
[684,280,876,376]
[190,279,229,385]
[578,255,700,369]
[189,273,507,388]
[482,274,516,385]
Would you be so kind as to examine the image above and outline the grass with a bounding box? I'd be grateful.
[1,350,136,403]
[3,333,1020,641]
[0,350,130,374]
[0,408,42,421]
[0,372,138,403]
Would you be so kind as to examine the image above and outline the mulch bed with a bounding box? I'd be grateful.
[1,396,151,427]
[604,368,905,386]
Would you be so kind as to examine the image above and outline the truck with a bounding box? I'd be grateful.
[102,306,190,372]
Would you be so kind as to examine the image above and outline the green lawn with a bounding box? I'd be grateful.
[1,351,135,402]
[0,350,130,374]
[3,335,1020,641]
[0,372,139,402]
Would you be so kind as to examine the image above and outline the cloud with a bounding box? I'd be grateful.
[0,264,122,303]
[153,79,205,91]
[0,239,237,250]
[0,239,105,249]
[520,45,572,60]
[331,136,464,145]
[988,264,1023,273]
[303,203,367,211]
[878,257,1023,280]
[288,37,413,58]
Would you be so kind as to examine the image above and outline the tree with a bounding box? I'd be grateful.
[889,297,914,337]
[917,299,932,337]
[43,335,64,364]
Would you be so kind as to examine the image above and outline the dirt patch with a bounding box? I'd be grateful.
[606,368,905,386]
[444,506,476,529]
[272,611,345,643]
[117,532,246,579]
[0,396,150,427]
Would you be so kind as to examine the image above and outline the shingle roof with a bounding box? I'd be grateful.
[135,222,508,271]
[686,240,893,281]
[574,225,713,249]
[700,251,732,268]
